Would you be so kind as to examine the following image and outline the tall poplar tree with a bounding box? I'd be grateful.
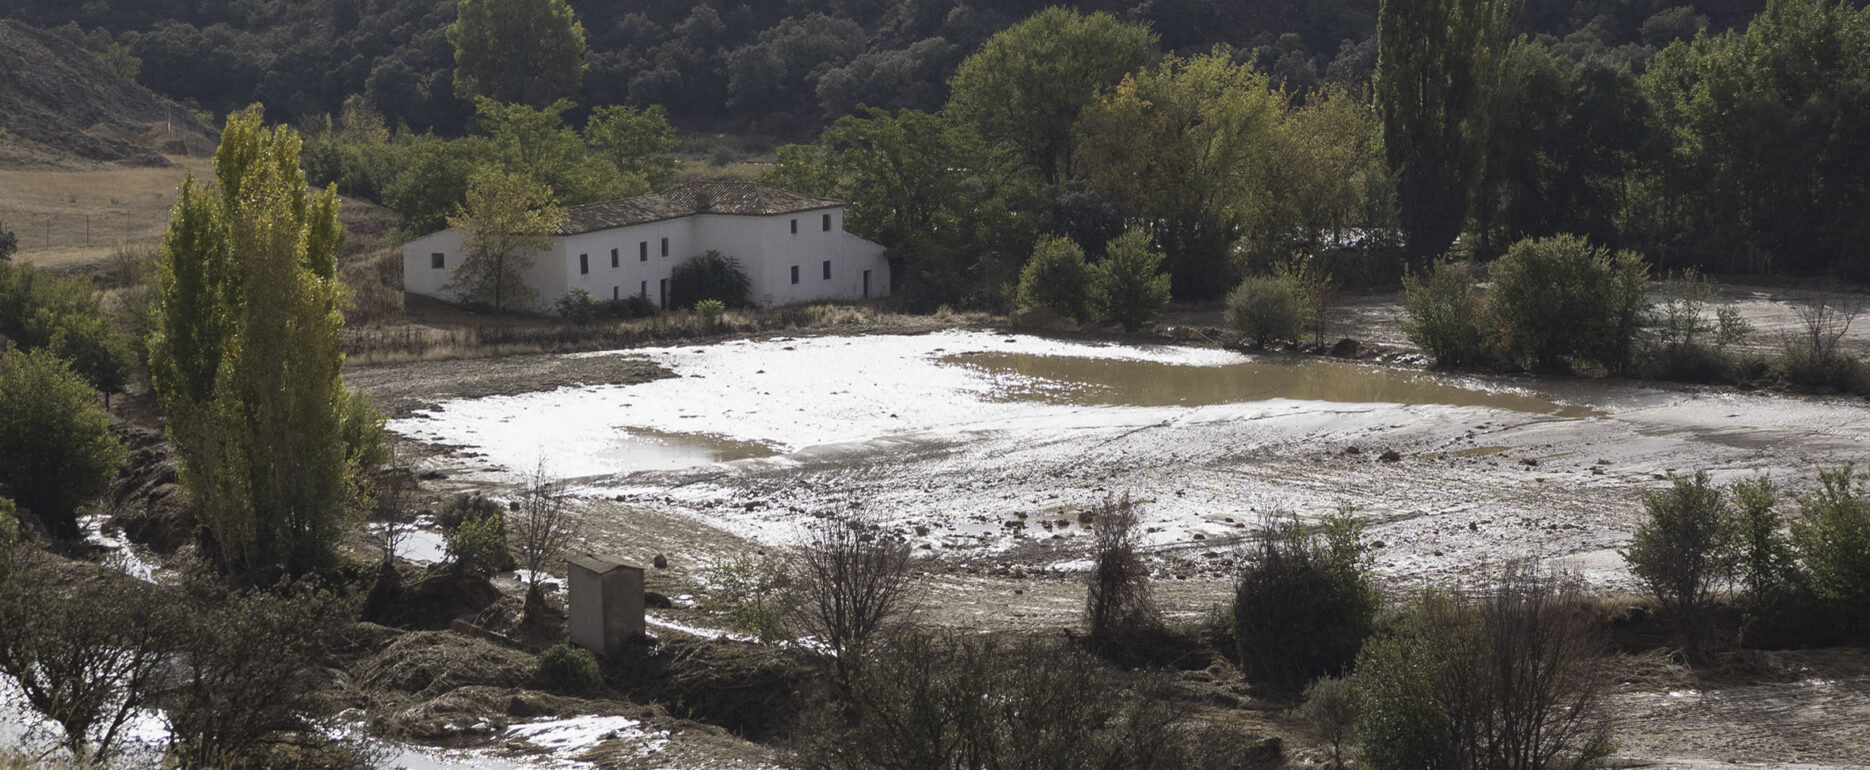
[1376,0,1521,263]
[150,108,371,577]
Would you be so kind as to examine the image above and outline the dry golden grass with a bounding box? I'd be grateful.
[0,155,212,268]
[342,302,904,366]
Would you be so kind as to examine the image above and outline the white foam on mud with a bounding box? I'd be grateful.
[390,331,1292,479]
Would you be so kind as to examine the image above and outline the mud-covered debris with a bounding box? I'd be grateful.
[1379,449,1402,462]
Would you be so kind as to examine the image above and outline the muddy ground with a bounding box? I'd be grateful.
[351,285,1870,770]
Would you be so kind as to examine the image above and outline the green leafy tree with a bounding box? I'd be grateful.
[0,261,132,396]
[1375,0,1521,263]
[1638,0,1870,276]
[445,167,568,313]
[477,98,637,205]
[449,0,587,107]
[148,108,366,577]
[1091,230,1171,332]
[0,349,127,542]
[1277,82,1399,264]
[1016,237,1094,324]
[767,108,1042,309]
[382,133,486,239]
[947,7,1157,182]
[0,217,15,261]
[584,104,681,190]
[1076,51,1284,298]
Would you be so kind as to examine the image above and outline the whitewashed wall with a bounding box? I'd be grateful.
[400,207,890,313]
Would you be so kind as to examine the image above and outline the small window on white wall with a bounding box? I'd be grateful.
[791,265,800,284]
[430,252,444,269]
[822,213,832,231]
[822,260,831,280]
[610,249,619,268]
[579,254,589,274]
[790,219,798,234]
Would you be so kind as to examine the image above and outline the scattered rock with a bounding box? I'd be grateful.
[644,591,674,610]
[1379,449,1402,462]
[1329,338,1361,358]
[652,553,669,569]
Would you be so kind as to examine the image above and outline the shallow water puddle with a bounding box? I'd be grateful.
[607,428,778,470]
[943,353,1599,417]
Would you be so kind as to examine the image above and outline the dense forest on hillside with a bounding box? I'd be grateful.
[0,0,1772,138]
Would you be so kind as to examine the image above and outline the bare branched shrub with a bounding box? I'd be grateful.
[512,463,584,619]
[0,552,175,765]
[1084,493,1162,650]
[1354,563,1612,770]
[1779,283,1866,391]
[161,576,364,770]
[791,514,917,671]
[790,631,1265,770]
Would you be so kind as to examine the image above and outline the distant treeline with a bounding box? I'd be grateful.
[2,0,1771,138]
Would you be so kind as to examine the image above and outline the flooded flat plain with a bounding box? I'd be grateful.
[370,325,1870,770]
[388,329,1869,591]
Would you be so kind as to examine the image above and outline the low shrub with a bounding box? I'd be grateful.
[695,298,727,320]
[554,289,600,325]
[1298,675,1358,769]
[1400,259,1487,366]
[1232,506,1378,691]
[538,643,604,694]
[1790,466,1870,634]
[701,551,801,643]
[1225,272,1310,348]
[0,497,16,552]
[670,250,753,309]
[1730,477,1794,608]
[1774,286,1865,394]
[437,494,513,575]
[1353,565,1612,770]
[1623,472,1738,660]
[1016,236,1095,324]
[1091,231,1171,332]
[1486,234,1649,373]
[1644,269,1750,382]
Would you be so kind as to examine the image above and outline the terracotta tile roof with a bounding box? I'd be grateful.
[557,180,844,235]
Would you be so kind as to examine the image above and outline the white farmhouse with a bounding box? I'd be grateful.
[401,180,891,312]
